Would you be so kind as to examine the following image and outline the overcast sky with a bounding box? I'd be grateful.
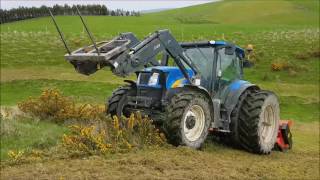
[0,0,217,11]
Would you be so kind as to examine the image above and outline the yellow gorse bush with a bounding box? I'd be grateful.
[7,150,24,163]
[62,125,112,155]
[17,88,166,156]
[18,89,105,123]
[62,113,166,155]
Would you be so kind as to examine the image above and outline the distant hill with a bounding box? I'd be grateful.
[1,0,318,35]
[141,8,172,14]
[148,0,319,25]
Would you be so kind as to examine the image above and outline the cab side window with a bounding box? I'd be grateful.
[217,48,241,82]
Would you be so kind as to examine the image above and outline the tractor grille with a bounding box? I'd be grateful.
[138,72,151,85]
[129,87,163,108]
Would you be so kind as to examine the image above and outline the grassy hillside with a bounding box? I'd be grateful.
[0,0,319,179]
[1,0,319,34]
[151,0,319,25]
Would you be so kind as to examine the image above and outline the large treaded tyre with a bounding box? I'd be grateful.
[106,86,135,118]
[230,89,251,145]
[163,90,212,149]
[237,90,280,154]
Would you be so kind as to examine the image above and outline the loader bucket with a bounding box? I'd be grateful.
[65,38,131,75]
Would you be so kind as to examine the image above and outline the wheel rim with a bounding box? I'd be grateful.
[260,105,276,144]
[183,105,205,142]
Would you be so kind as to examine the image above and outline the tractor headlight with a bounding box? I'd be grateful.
[148,73,159,86]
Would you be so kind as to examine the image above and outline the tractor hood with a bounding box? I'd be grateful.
[140,66,194,89]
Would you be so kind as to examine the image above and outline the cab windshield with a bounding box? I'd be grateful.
[184,47,215,89]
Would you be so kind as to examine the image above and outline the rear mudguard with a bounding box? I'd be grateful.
[216,80,259,130]
[220,80,259,111]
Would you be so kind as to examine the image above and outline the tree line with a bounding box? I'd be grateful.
[0,4,141,24]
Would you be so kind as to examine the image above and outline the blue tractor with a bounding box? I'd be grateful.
[50,10,292,154]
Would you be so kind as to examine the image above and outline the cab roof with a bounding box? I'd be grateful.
[180,40,245,58]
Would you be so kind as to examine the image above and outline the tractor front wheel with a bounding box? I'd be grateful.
[163,90,211,149]
[106,85,135,118]
[238,90,280,154]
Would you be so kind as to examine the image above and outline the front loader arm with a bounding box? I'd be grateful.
[112,30,199,82]
[64,29,199,84]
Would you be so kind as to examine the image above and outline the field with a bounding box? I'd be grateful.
[0,0,319,179]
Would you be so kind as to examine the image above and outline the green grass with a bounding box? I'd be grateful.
[1,27,319,83]
[279,96,319,122]
[151,0,319,26]
[0,79,119,106]
[0,66,130,83]
[0,118,69,160]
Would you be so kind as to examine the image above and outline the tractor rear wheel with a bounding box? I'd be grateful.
[237,90,280,154]
[163,90,211,149]
[106,86,135,118]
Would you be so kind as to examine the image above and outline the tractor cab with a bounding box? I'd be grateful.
[143,41,246,96]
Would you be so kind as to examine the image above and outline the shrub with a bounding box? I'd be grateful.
[7,150,25,164]
[62,125,111,156]
[55,104,106,122]
[62,113,166,156]
[4,149,48,166]
[271,58,303,72]
[17,89,167,158]
[18,89,105,123]
[271,62,289,71]
[18,89,72,122]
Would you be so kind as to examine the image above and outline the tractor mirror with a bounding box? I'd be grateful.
[243,59,254,68]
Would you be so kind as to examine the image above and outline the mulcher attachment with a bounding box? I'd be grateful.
[275,120,293,152]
